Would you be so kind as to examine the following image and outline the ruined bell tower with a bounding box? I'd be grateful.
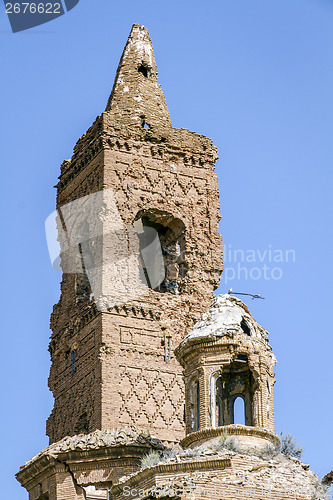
[17,25,322,500]
[46,23,223,447]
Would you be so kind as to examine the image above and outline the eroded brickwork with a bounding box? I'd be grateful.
[111,450,321,500]
[47,24,223,445]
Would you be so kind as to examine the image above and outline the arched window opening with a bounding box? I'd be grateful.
[196,381,200,431]
[134,210,186,294]
[241,318,251,336]
[267,379,271,394]
[232,396,246,425]
[214,360,255,427]
[216,376,223,427]
[190,379,200,432]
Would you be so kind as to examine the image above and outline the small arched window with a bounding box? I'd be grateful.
[233,396,246,425]
[241,318,251,336]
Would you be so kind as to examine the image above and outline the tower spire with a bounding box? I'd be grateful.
[105,24,172,132]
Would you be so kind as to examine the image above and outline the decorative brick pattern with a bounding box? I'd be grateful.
[118,365,184,430]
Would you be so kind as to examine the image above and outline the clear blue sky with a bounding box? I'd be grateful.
[1,0,332,497]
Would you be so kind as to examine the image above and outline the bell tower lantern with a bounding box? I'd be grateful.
[175,294,278,449]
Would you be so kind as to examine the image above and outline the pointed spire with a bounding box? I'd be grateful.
[105,24,172,132]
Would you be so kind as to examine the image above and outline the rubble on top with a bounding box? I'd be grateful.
[19,426,164,470]
[116,443,325,498]
[177,294,269,345]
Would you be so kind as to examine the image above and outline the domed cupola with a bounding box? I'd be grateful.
[175,294,278,449]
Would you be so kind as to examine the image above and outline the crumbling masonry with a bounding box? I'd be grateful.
[17,24,324,500]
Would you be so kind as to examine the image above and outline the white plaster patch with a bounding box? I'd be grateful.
[181,294,269,344]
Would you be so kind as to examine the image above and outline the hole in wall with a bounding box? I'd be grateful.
[236,354,248,363]
[134,210,186,293]
[140,116,150,129]
[138,64,150,78]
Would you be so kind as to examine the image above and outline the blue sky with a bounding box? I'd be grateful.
[1,0,333,497]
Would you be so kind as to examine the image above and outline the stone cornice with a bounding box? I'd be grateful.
[175,335,273,367]
[16,455,65,491]
[181,425,280,449]
[16,427,164,489]
[110,457,232,497]
[16,443,154,490]
[57,112,218,192]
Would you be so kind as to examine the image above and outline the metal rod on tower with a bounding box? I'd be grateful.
[227,288,265,300]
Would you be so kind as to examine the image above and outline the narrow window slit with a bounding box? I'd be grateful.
[71,349,77,374]
[164,335,172,361]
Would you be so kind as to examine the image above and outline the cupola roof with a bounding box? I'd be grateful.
[180,294,268,343]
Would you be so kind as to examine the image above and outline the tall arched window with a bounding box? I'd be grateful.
[190,379,200,432]
[216,376,223,427]
[210,360,254,427]
[134,210,186,294]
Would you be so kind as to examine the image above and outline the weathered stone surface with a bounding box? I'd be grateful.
[16,427,164,499]
[110,448,322,500]
[178,294,269,342]
[19,426,163,469]
[105,24,172,132]
[46,22,223,447]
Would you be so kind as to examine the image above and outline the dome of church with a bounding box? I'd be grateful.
[177,293,269,349]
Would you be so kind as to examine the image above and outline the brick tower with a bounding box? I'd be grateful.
[46,23,223,447]
[16,24,223,499]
